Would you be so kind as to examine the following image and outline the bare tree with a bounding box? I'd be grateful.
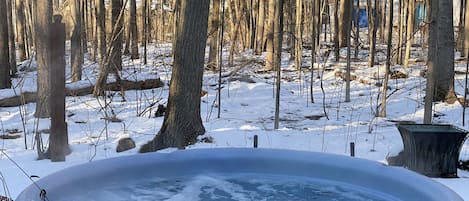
[0,0,11,89]
[207,0,220,70]
[34,0,53,118]
[71,0,83,82]
[6,0,16,76]
[380,0,393,117]
[254,0,265,54]
[424,0,455,123]
[129,0,139,59]
[140,0,210,152]
[367,0,378,67]
[111,0,123,71]
[404,0,415,67]
[338,0,352,47]
[93,0,107,96]
[295,0,302,70]
[16,0,27,61]
[273,0,284,129]
[264,0,275,70]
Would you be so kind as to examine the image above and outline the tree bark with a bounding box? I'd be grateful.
[424,0,455,123]
[333,0,339,61]
[6,0,17,76]
[208,0,220,70]
[0,0,11,89]
[130,0,139,59]
[16,0,27,61]
[140,0,209,152]
[71,0,83,82]
[273,0,284,129]
[295,0,302,70]
[404,0,415,67]
[380,0,393,117]
[264,0,275,70]
[367,0,378,67]
[111,0,123,71]
[33,0,53,118]
[338,0,352,47]
[254,0,265,54]
[93,0,107,96]
[465,0,469,57]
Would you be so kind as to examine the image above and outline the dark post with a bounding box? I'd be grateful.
[253,135,258,148]
[350,142,355,157]
[49,15,68,162]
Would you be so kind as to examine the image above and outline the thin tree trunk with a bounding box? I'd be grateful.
[254,0,265,54]
[465,0,469,57]
[287,0,295,61]
[141,0,210,152]
[273,0,283,129]
[345,0,352,102]
[142,0,148,64]
[396,0,404,64]
[111,0,123,71]
[6,0,17,76]
[404,0,415,67]
[208,0,220,70]
[333,0,339,61]
[16,0,27,61]
[367,0,378,67]
[0,0,11,89]
[295,0,302,70]
[264,0,275,70]
[130,0,139,59]
[93,0,107,96]
[90,0,97,62]
[380,0,393,117]
[71,0,83,82]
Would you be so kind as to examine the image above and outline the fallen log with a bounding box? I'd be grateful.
[0,78,165,107]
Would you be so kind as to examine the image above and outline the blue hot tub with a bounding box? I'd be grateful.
[16,148,463,201]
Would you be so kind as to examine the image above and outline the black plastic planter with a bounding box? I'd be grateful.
[397,124,468,178]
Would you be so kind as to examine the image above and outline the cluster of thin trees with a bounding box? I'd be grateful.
[0,0,464,156]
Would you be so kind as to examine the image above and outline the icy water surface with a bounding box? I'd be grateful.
[72,174,394,201]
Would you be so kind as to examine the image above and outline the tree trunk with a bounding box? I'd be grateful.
[396,0,404,64]
[287,0,295,61]
[254,0,265,54]
[140,0,209,152]
[367,0,378,67]
[130,0,139,59]
[0,0,11,89]
[380,0,393,117]
[273,0,284,129]
[16,0,27,61]
[71,0,83,82]
[111,0,123,71]
[208,0,220,70]
[264,0,275,70]
[6,0,17,76]
[424,0,455,123]
[465,0,469,57]
[295,0,302,70]
[93,0,107,96]
[333,0,339,61]
[404,0,415,67]
[338,0,352,47]
[34,0,53,118]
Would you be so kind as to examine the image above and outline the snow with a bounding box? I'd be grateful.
[1,42,469,200]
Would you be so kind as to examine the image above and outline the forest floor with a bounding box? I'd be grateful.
[1,42,469,200]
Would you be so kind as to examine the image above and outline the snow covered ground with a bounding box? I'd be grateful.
[1,44,469,200]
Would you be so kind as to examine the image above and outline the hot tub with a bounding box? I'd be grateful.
[16,148,463,201]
